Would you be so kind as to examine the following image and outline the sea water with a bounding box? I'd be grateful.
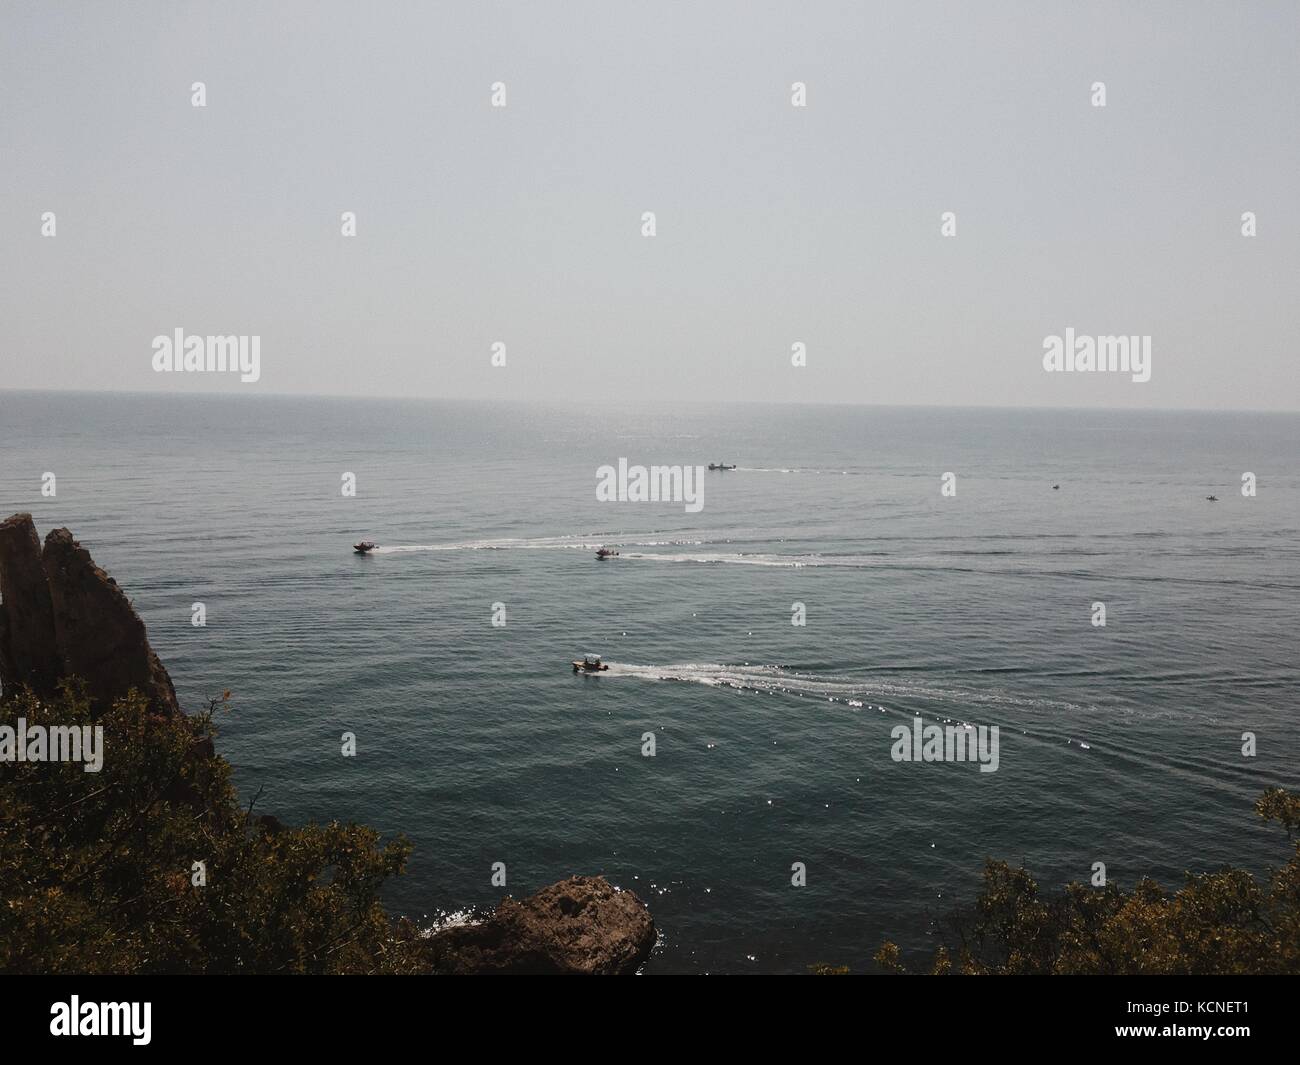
[2,390,1297,972]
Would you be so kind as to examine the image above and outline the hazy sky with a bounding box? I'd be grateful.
[2,1,1297,409]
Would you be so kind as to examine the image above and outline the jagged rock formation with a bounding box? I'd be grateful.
[0,513,61,696]
[0,513,178,716]
[426,875,656,974]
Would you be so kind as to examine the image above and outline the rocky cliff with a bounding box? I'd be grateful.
[0,513,178,716]
[0,513,61,696]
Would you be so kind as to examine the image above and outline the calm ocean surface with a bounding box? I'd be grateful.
[2,390,1298,972]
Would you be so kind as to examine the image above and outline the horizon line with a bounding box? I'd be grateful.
[1,385,1297,417]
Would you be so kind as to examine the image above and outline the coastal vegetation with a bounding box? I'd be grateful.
[872,788,1300,975]
[0,683,424,974]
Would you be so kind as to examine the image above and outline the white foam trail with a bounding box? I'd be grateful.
[373,536,593,554]
[373,538,833,567]
[738,467,856,475]
[619,551,814,568]
[371,534,707,555]
[367,535,1102,576]
[596,662,1106,755]
[599,661,1094,718]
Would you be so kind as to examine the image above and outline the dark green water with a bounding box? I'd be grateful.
[2,390,1297,972]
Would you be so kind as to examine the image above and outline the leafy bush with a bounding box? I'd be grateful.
[875,788,1300,974]
[0,684,422,974]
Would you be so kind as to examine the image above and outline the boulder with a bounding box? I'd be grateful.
[427,875,656,974]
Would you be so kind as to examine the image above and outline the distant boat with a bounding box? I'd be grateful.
[354,540,377,554]
[572,654,609,673]
[595,547,619,559]
[1205,495,1219,502]
[708,462,737,471]
[1052,484,1060,490]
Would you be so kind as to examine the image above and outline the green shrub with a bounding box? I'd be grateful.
[0,684,422,974]
[875,788,1300,974]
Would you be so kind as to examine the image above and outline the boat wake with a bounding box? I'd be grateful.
[617,551,815,568]
[595,661,1112,756]
[598,661,1093,715]
[737,466,854,475]
[370,534,707,555]
[365,536,1287,587]
[370,533,831,568]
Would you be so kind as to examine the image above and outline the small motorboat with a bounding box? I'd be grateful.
[707,462,737,471]
[596,547,619,559]
[572,654,609,673]
[354,540,377,554]
[1206,495,1219,502]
